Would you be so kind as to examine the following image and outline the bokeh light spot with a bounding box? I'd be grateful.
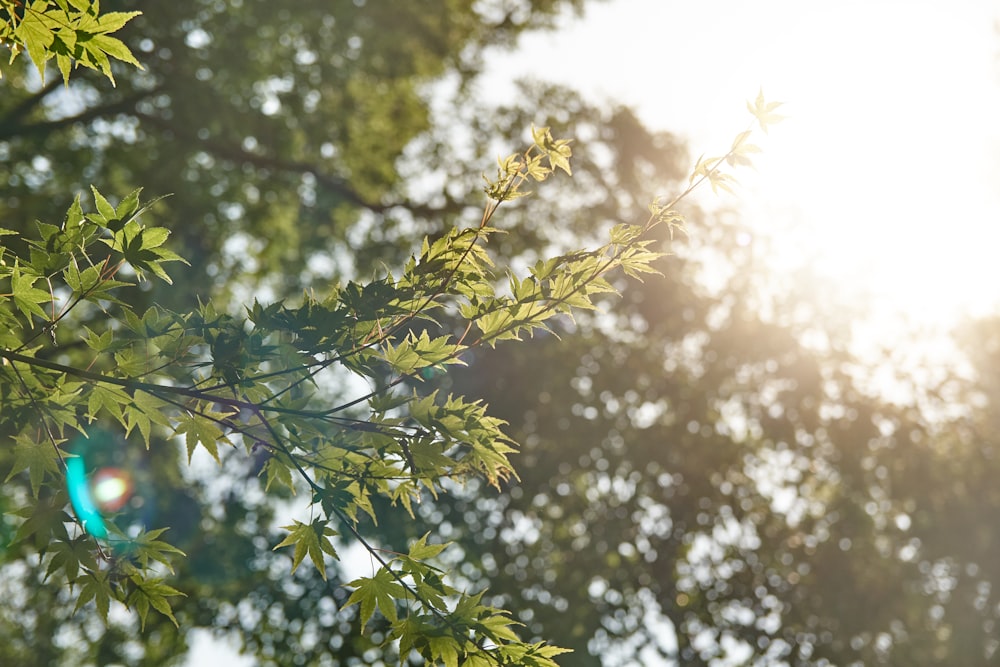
[91,468,134,512]
[65,429,151,541]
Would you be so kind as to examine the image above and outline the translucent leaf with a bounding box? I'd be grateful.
[174,411,233,464]
[344,568,407,626]
[272,519,339,580]
[5,434,62,497]
[408,532,448,561]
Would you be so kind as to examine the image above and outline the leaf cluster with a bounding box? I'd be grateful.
[687,88,783,195]
[0,0,142,84]
[1,158,618,659]
[0,96,782,660]
[1,10,784,659]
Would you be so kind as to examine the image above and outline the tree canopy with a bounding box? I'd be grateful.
[3,2,1000,667]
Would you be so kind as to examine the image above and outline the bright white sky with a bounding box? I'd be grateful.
[185,2,1000,664]
[485,0,1000,334]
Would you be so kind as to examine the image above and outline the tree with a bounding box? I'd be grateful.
[0,0,589,310]
[18,3,1000,666]
[0,2,783,665]
[413,151,1000,664]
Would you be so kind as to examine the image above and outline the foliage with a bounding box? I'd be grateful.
[0,0,141,84]
[0,0,591,313]
[0,112,776,665]
[13,3,1000,667]
[1,6,787,663]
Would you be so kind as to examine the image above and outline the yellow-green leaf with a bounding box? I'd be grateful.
[272,519,338,580]
[344,568,407,626]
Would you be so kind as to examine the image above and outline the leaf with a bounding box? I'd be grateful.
[464,437,519,488]
[10,265,52,323]
[128,390,173,448]
[731,130,752,150]
[619,247,666,281]
[128,527,186,573]
[114,187,143,219]
[747,87,786,133]
[382,330,464,376]
[127,576,185,630]
[86,384,132,427]
[137,227,170,249]
[6,433,63,497]
[10,492,73,554]
[689,153,708,184]
[261,454,296,493]
[55,52,73,85]
[406,438,453,477]
[408,532,448,561]
[529,643,574,663]
[344,567,407,626]
[90,186,118,223]
[66,0,94,12]
[477,611,522,643]
[45,535,98,583]
[530,124,572,175]
[15,6,55,83]
[94,11,143,35]
[73,569,114,624]
[174,410,233,463]
[272,519,338,580]
[428,636,461,667]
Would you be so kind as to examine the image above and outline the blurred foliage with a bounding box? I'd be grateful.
[3,1,1000,667]
[0,0,587,309]
[0,0,142,84]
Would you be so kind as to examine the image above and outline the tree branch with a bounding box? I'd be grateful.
[133,110,472,220]
[0,86,162,142]
[0,77,61,127]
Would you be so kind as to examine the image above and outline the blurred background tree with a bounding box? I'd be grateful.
[3,1,1000,666]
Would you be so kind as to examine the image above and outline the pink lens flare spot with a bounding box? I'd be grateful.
[91,468,134,513]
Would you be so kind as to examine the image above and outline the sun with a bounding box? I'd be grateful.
[488,0,1000,334]
[742,63,1000,331]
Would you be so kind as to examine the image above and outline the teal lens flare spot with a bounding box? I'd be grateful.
[66,456,108,539]
[65,430,140,540]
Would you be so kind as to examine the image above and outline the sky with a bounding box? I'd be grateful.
[483,0,1000,335]
[184,2,1000,664]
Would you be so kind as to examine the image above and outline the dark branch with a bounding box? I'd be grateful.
[0,77,62,127]
[133,110,472,220]
[0,86,162,142]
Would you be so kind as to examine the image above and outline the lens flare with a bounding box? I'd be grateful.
[91,467,134,513]
[65,430,145,540]
[66,456,107,539]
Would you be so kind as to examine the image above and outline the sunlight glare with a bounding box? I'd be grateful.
[486,0,1000,335]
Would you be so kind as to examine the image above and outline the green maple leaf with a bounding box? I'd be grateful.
[5,433,63,497]
[127,576,185,630]
[428,636,462,667]
[45,534,98,583]
[407,532,448,561]
[128,390,173,448]
[272,519,338,580]
[174,410,233,463]
[9,265,52,324]
[128,527,186,573]
[344,567,407,626]
[73,569,115,624]
[9,491,73,547]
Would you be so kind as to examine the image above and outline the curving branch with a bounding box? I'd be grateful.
[132,110,472,220]
[0,86,162,142]
[0,77,62,126]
